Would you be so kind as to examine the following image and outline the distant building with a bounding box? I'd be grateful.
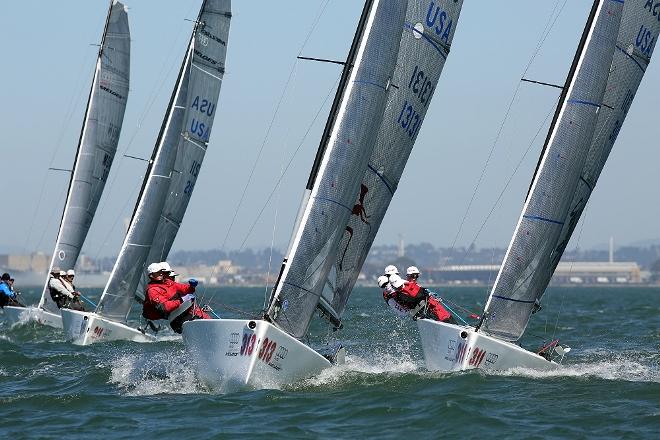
[425,262,642,285]
[553,262,641,284]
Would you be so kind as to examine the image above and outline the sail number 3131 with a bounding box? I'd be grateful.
[396,64,434,139]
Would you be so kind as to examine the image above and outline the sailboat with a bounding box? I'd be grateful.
[183,0,464,391]
[0,1,130,329]
[418,0,659,372]
[60,0,231,345]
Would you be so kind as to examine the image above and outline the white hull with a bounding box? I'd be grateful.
[417,319,556,372]
[182,319,334,392]
[60,308,156,345]
[0,306,62,329]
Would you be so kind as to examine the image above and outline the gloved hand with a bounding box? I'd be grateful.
[188,278,198,287]
[181,294,195,302]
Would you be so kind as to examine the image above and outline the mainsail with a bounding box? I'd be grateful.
[481,0,627,342]
[266,0,409,339]
[136,1,231,301]
[39,0,130,313]
[321,0,464,321]
[96,0,231,321]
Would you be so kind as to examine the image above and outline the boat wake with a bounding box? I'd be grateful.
[491,350,659,383]
[108,349,209,396]
[296,350,421,390]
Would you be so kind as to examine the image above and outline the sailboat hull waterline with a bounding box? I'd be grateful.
[417,319,556,372]
[60,309,156,345]
[0,306,62,328]
[182,319,340,392]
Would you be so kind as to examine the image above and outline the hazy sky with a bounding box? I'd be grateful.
[2,0,659,260]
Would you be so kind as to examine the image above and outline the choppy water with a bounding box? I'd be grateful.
[1,286,658,438]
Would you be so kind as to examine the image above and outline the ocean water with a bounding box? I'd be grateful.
[1,286,658,439]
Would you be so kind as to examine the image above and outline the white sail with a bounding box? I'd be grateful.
[136,2,231,301]
[266,0,409,339]
[481,0,624,342]
[549,1,660,275]
[96,0,231,321]
[39,1,130,313]
[322,0,464,320]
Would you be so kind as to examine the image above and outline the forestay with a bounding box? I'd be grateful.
[482,0,623,342]
[322,0,464,320]
[39,1,130,313]
[136,1,231,301]
[96,0,231,322]
[266,0,409,339]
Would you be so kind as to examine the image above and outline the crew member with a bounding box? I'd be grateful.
[142,263,208,334]
[0,273,22,308]
[384,265,399,277]
[378,274,409,318]
[62,269,85,311]
[48,267,75,309]
[404,266,455,323]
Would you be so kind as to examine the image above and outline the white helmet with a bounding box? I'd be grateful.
[406,266,420,276]
[377,275,389,289]
[389,273,405,289]
[384,265,399,276]
[66,269,75,276]
[147,262,163,274]
[159,262,172,272]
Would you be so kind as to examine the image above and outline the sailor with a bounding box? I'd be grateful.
[158,261,212,332]
[143,263,208,333]
[48,267,75,309]
[404,266,455,323]
[0,273,23,308]
[378,274,409,318]
[384,265,399,277]
[159,262,178,281]
[62,269,85,311]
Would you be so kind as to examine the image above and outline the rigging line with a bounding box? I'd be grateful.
[91,179,142,262]
[551,201,591,340]
[23,49,96,253]
[449,0,568,252]
[264,159,285,309]
[237,79,339,253]
[197,76,339,305]
[196,0,332,306]
[216,0,331,256]
[459,97,560,266]
[34,184,68,252]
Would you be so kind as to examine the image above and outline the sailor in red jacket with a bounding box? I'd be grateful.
[158,261,211,332]
[143,262,196,322]
[405,266,455,323]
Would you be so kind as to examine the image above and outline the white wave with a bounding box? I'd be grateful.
[491,354,659,383]
[300,352,421,388]
[108,349,208,396]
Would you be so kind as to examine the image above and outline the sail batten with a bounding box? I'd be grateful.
[480,0,660,342]
[39,1,130,313]
[97,0,232,320]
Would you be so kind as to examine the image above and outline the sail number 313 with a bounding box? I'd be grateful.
[240,333,277,364]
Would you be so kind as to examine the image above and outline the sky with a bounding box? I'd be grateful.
[1,0,659,260]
